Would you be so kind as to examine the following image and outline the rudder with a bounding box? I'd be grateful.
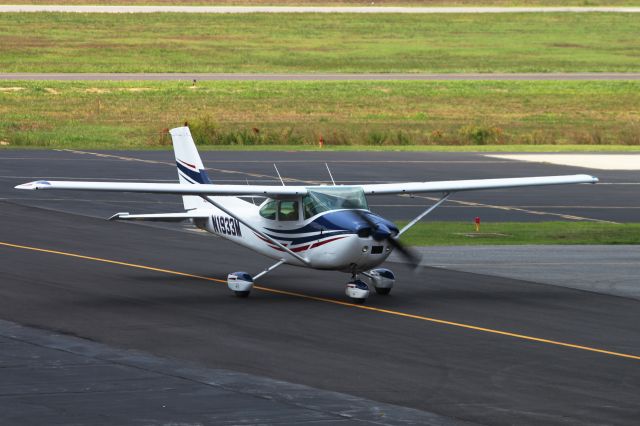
[170,126,212,210]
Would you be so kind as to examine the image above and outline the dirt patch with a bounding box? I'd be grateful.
[122,88,153,92]
[85,88,110,94]
[0,140,10,146]
[0,87,24,92]
[453,232,511,238]
[45,88,61,95]
[0,36,51,49]
[550,43,586,49]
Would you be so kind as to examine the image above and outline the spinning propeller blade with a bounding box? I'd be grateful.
[352,210,422,269]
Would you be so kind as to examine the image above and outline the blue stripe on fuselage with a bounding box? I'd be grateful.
[263,229,351,246]
[263,210,398,246]
[176,162,211,184]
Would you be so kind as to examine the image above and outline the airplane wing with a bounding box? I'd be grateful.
[359,174,598,195]
[16,174,597,196]
[15,180,308,196]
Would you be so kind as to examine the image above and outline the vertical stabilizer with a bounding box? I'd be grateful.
[169,126,212,210]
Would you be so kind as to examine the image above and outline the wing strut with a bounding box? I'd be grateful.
[253,259,286,280]
[199,196,311,266]
[397,192,452,237]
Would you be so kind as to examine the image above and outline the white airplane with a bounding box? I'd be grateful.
[16,126,598,303]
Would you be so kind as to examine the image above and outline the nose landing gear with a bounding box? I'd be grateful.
[346,268,396,303]
[369,268,395,295]
[345,278,370,304]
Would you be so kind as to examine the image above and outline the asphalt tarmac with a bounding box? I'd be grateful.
[0,150,638,223]
[1,319,457,425]
[1,150,639,425]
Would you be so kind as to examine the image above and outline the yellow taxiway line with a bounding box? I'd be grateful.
[1,240,639,362]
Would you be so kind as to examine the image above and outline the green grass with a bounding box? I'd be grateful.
[4,1,640,5]
[399,221,640,246]
[1,80,639,149]
[0,13,638,72]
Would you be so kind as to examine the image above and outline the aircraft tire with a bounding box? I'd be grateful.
[235,291,251,298]
[375,287,391,295]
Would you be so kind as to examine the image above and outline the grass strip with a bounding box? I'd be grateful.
[1,80,639,150]
[398,221,640,246]
[0,12,638,73]
[4,1,640,6]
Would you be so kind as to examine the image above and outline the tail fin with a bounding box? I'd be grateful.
[169,126,212,210]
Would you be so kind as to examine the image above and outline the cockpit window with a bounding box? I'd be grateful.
[302,187,368,219]
[259,199,277,220]
[278,200,299,221]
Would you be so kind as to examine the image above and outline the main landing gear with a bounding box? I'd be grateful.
[227,261,395,304]
[227,259,286,298]
[227,272,254,297]
[345,268,396,304]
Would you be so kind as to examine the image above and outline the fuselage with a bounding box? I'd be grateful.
[191,195,397,273]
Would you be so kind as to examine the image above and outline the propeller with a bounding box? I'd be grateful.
[352,210,422,269]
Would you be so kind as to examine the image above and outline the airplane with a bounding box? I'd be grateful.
[16,126,599,303]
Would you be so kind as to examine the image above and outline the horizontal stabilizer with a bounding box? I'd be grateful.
[108,211,211,222]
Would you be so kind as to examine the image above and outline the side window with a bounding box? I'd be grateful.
[259,200,277,220]
[303,195,317,219]
[278,201,299,221]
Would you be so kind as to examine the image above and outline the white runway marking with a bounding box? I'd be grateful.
[0,197,181,205]
[56,149,623,223]
[2,6,639,14]
[3,197,633,211]
[0,157,125,162]
[60,149,316,184]
[0,175,177,182]
[369,204,640,209]
[487,154,640,171]
[404,194,619,224]
[203,160,513,164]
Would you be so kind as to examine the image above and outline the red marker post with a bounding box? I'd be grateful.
[475,216,481,232]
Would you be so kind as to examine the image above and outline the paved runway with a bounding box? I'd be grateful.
[1,150,638,223]
[391,245,640,300]
[1,150,639,424]
[2,6,640,14]
[1,319,454,425]
[3,72,640,81]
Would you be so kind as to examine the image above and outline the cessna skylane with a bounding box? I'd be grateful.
[16,126,598,303]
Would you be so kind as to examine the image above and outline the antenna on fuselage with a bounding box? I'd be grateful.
[246,178,256,205]
[325,163,336,186]
[273,164,285,186]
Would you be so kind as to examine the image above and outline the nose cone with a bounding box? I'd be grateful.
[354,212,398,240]
[372,223,392,241]
[368,214,398,236]
[312,210,398,238]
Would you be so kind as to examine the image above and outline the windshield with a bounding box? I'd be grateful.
[302,187,368,219]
